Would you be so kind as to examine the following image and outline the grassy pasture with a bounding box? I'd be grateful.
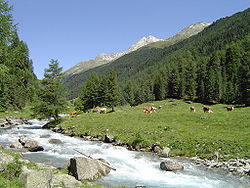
[59,99,250,160]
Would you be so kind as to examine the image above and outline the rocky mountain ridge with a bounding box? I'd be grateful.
[64,22,211,77]
[64,36,162,76]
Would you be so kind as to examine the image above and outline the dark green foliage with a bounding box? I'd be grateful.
[123,81,136,106]
[78,71,120,111]
[102,71,120,111]
[33,59,66,121]
[2,160,22,180]
[0,1,37,110]
[79,73,102,111]
[66,8,250,106]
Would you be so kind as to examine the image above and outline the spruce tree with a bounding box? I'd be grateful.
[102,71,120,111]
[0,64,9,111]
[33,59,66,122]
[79,73,101,111]
[123,80,136,106]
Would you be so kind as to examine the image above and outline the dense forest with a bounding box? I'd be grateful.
[0,0,37,111]
[67,8,250,108]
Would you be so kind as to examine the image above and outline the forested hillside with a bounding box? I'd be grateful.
[67,8,250,108]
[0,1,37,111]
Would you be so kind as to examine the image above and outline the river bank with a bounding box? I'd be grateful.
[45,122,250,177]
[1,118,249,188]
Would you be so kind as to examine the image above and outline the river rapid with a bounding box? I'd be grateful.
[0,119,249,188]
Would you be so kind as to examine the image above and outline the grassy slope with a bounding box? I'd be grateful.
[59,100,250,160]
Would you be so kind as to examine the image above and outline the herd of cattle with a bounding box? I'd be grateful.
[69,105,234,116]
[190,106,234,113]
[142,105,234,114]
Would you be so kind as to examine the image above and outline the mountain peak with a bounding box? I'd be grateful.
[128,35,162,52]
[176,22,211,37]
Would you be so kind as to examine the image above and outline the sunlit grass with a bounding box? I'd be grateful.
[58,99,250,160]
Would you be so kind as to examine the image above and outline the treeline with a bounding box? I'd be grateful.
[76,36,249,110]
[73,8,250,109]
[65,8,250,106]
[75,72,119,111]
[0,0,37,111]
[122,36,250,106]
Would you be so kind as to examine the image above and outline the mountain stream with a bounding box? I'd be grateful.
[0,119,249,188]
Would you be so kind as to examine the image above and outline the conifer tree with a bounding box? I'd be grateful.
[0,64,9,111]
[123,80,136,106]
[33,59,66,122]
[102,71,120,111]
[153,74,166,101]
[79,73,101,111]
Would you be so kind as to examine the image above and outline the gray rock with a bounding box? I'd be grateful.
[159,147,171,157]
[48,138,63,145]
[104,134,115,143]
[160,160,184,171]
[68,157,111,181]
[18,138,44,152]
[51,173,82,188]
[21,168,52,188]
[40,135,51,138]
[9,141,23,149]
[28,146,44,152]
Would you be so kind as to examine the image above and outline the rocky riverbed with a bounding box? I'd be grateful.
[46,122,250,177]
[0,118,249,188]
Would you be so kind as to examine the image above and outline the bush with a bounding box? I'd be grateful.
[2,160,22,180]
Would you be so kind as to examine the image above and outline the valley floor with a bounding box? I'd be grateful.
[57,99,250,161]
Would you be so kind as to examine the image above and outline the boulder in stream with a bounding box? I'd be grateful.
[68,157,111,181]
[48,138,63,145]
[160,160,184,171]
[18,137,44,152]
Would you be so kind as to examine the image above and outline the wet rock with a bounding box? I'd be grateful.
[104,134,115,143]
[48,138,63,145]
[40,135,51,138]
[28,146,44,152]
[9,141,23,149]
[18,137,44,152]
[158,147,171,158]
[160,160,184,171]
[0,117,28,129]
[68,157,111,181]
[191,157,250,176]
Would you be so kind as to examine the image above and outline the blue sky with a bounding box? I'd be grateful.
[9,0,250,79]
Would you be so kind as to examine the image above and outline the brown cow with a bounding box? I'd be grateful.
[69,111,79,117]
[203,106,213,113]
[143,106,157,114]
[226,106,234,111]
[190,106,195,112]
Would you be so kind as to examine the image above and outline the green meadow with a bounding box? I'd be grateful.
[58,99,250,160]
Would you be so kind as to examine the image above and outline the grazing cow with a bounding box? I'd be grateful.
[143,106,157,114]
[203,106,213,113]
[69,111,79,117]
[190,106,196,112]
[226,106,234,111]
[151,106,157,112]
[92,108,107,114]
[92,108,99,113]
[99,108,107,114]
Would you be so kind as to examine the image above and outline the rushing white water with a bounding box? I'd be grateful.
[0,119,249,188]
